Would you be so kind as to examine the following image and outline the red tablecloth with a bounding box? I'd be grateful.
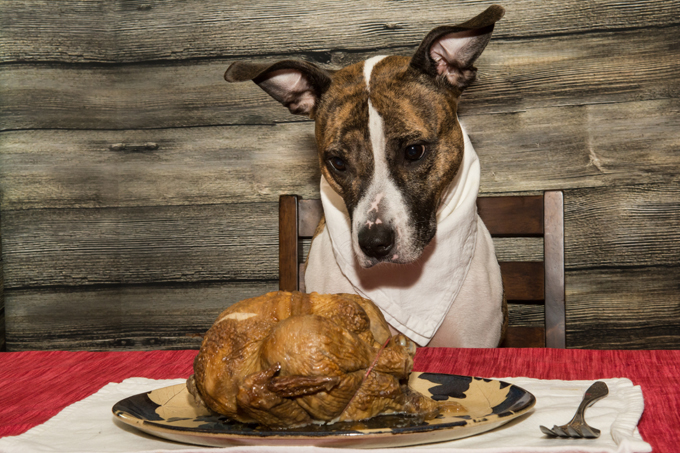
[0,348,678,451]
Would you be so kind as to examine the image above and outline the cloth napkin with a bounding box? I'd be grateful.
[0,376,650,453]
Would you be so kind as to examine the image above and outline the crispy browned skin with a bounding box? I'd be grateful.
[187,291,444,428]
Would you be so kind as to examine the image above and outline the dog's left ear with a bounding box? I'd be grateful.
[410,5,504,91]
[225,60,332,117]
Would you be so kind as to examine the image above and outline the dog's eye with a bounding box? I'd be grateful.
[329,156,347,172]
[404,144,426,162]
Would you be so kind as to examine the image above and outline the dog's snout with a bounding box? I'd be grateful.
[358,224,395,259]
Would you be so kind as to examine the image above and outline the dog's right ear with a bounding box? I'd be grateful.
[225,60,332,117]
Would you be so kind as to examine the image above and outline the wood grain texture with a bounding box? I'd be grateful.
[2,98,679,211]
[565,185,680,269]
[1,203,279,289]
[2,25,678,131]
[4,281,277,351]
[0,125,320,210]
[1,0,677,63]
[5,185,675,289]
[567,267,680,349]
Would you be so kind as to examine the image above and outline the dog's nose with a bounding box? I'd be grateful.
[358,224,395,259]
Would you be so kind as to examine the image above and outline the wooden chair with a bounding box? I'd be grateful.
[279,191,565,348]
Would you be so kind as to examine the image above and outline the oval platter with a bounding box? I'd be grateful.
[112,372,535,448]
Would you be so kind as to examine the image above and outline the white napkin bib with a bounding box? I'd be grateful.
[306,123,485,345]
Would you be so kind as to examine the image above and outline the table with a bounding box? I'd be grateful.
[1,348,678,451]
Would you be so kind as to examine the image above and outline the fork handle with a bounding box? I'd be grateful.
[572,381,609,423]
[577,381,609,411]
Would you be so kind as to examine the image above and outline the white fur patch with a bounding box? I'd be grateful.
[363,55,386,87]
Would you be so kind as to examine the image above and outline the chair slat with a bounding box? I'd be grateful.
[477,196,543,237]
[500,326,546,348]
[500,262,545,301]
[279,195,299,292]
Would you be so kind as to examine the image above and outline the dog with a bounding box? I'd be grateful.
[225,5,506,348]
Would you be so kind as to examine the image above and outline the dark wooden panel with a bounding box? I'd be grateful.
[1,0,676,63]
[2,99,679,211]
[566,267,680,350]
[4,281,277,351]
[2,26,678,131]
[279,195,299,291]
[500,327,545,348]
[478,196,543,237]
[500,262,544,301]
[1,203,280,289]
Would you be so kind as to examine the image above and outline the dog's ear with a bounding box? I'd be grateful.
[225,60,332,117]
[410,5,504,91]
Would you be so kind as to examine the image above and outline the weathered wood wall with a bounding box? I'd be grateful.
[0,0,678,350]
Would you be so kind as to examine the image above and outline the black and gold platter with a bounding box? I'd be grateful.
[112,372,535,448]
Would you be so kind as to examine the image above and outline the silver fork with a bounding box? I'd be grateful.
[540,381,609,438]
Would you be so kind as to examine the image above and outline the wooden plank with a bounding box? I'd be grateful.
[4,281,277,351]
[2,99,679,211]
[1,0,677,63]
[470,99,680,195]
[478,196,543,237]
[566,267,680,350]
[0,125,320,210]
[1,203,280,289]
[565,185,680,269]
[2,26,679,130]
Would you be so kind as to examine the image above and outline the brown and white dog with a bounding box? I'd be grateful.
[225,5,506,348]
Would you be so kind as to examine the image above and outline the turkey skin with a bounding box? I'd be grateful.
[187,291,446,428]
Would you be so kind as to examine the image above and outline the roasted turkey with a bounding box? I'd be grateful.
[187,291,448,428]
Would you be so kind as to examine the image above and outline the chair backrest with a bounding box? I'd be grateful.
[279,191,565,348]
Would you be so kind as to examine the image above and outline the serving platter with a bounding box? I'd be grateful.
[112,372,535,448]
